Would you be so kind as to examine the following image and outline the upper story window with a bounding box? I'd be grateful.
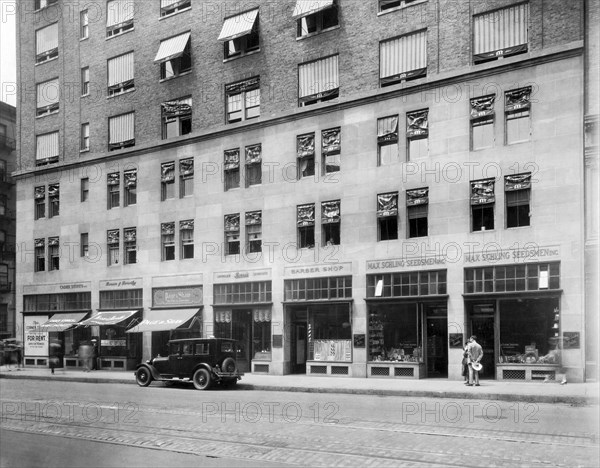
[80,123,90,152]
[298,55,339,106]
[35,0,58,9]
[377,116,399,166]
[81,67,90,96]
[245,211,262,253]
[471,178,495,232]
[106,0,135,38]
[36,78,60,117]
[471,95,495,150]
[322,128,341,173]
[34,186,46,220]
[473,3,529,64]
[321,200,341,246]
[379,0,421,12]
[107,172,120,209]
[380,30,427,87]
[48,184,60,218]
[297,204,315,249]
[293,0,339,39]
[245,144,262,187]
[80,10,89,39]
[406,188,428,238]
[226,77,260,123]
[154,32,191,80]
[297,133,315,179]
[224,213,240,255]
[161,162,175,200]
[161,97,192,139]
[180,159,194,197]
[377,192,399,241]
[505,173,532,228]
[108,112,135,151]
[161,0,191,17]
[107,229,120,266]
[406,109,429,160]
[124,169,137,207]
[161,223,175,261]
[505,87,532,144]
[35,23,58,64]
[36,131,59,166]
[180,220,194,259]
[108,52,135,97]
[224,149,240,191]
[218,9,259,60]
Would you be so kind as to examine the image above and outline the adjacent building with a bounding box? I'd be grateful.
[14,0,597,381]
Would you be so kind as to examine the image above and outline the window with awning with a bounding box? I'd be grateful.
[155,32,191,63]
[162,97,192,139]
[36,78,59,116]
[377,192,399,217]
[298,55,339,106]
[473,3,529,63]
[505,173,531,228]
[294,0,338,38]
[36,132,59,166]
[226,77,260,123]
[297,204,315,226]
[380,30,427,86]
[78,310,139,327]
[245,144,262,187]
[106,0,135,37]
[321,200,340,224]
[35,23,58,63]
[471,179,495,232]
[108,112,135,151]
[219,9,260,59]
[224,214,240,256]
[126,309,201,333]
[505,87,532,144]
[108,52,135,96]
[224,149,240,191]
[471,96,495,150]
[41,312,88,332]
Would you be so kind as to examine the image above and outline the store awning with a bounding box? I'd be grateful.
[292,0,334,19]
[218,9,259,42]
[154,32,191,63]
[126,309,200,333]
[40,312,88,332]
[78,310,139,327]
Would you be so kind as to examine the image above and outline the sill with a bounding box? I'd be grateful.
[81,93,90,98]
[506,225,531,230]
[159,6,191,20]
[35,56,58,67]
[377,0,428,17]
[506,139,531,146]
[35,110,59,119]
[471,145,495,152]
[296,25,340,41]
[471,229,495,234]
[107,88,136,99]
[105,27,134,41]
[80,36,89,42]
[223,49,261,63]
[159,70,192,83]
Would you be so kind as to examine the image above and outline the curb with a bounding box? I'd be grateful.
[2,373,597,405]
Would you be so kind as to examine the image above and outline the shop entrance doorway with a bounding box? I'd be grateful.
[289,308,307,374]
[469,306,495,379]
[426,316,448,377]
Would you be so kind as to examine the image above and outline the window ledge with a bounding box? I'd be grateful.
[159,6,191,20]
[80,37,89,42]
[35,56,58,67]
[79,149,89,154]
[296,25,340,41]
[81,93,90,98]
[377,0,428,17]
[35,111,59,119]
[107,88,136,99]
[223,49,261,63]
[471,229,496,234]
[105,27,134,41]
[159,70,192,83]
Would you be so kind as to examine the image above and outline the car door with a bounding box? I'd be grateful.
[176,341,197,377]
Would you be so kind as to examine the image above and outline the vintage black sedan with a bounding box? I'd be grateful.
[134,338,243,390]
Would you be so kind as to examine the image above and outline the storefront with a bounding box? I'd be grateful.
[213,269,272,373]
[40,312,89,369]
[283,264,353,376]
[365,270,448,379]
[464,261,563,380]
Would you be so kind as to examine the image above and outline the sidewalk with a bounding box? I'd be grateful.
[1,365,597,405]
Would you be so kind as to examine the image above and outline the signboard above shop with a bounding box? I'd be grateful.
[23,282,91,294]
[100,278,143,290]
[213,268,271,283]
[284,262,352,278]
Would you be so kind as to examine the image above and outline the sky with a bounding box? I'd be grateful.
[0,0,17,106]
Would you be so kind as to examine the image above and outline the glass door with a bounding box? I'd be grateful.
[469,303,496,379]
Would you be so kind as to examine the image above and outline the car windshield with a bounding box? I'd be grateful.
[221,342,233,353]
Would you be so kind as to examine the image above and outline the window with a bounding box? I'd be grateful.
[471,96,495,150]
[284,276,352,301]
[225,214,240,255]
[34,186,46,220]
[161,0,191,17]
[107,229,120,266]
[35,23,58,63]
[124,228,136,264]
[505,173,531,228]
[246,211,262,253]
[81,67,90,96]
[471,179,495,231]
[294,0,339,38]
[99,289,143,309]
[161,162,175,200]
[80,233,89,258]
[36,132,59,166]
[377,192,398,241]
[380,30,427,87]
[108,52,135,96]
[0,265,8,291]
[226,77,260,123]
[473,3,529,64]
[107,173,120,209]
[377,116,399,166]
[108,112,135,150]
[161,223,175,261]
[379,0,421,12]
[245,144,262,187]
[505,87,532,144]
[218,9,259,59]
[35,239,45,272]
[161,97,192,139]
[465,263,559,294]
[24,293,92,312]
[322,128,340,173]
[155,32,191,80]
[297,204,315,249]
[80,123,89,151]
[407,188,428,238]
[224,149,240,191]
[124,169,137,206]
[48,237,59,271]
[322,200,340,246]
[179,159,194,197]
[367,271,446,297]
[297,133,315,178]
[180,220,194,259]
[214,281,272,304]
[407,110,428,160]
[48,184,59,218]
[35,0,58,9]
[81,178,89,202]
[298,55,339,106]
[106,0,134,37]
[36,78,59,116]
[80,10,89,39]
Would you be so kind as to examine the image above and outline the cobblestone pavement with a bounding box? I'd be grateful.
[1,380,598,467]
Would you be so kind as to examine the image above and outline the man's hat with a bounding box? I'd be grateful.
[472,362,483,371]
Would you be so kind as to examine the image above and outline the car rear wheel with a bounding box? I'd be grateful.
[192,368,212,390]
[135,367,152,387]
[221,357,237,373]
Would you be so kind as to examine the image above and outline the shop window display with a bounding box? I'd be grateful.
[368,303,423,362]
[308,304,351,362]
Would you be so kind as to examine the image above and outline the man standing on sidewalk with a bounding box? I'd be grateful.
[466,335,483,386]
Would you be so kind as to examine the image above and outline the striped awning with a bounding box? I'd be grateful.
[79,310,139,327]
[40,313,88,332]
[298,55,339,100]
[126,309,200,333]
[108,52,134,87]
[109,112,135,145]
[380,30,427,82]
[36,132,59,161]
[218,9,259,42]
[154,32,191,62]
[292,0,334,19]
[474,3,528,59]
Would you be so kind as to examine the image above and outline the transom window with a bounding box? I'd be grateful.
[465,263,560,293]
[214,281,272,304]
[284,276,352,301]
[367,270,446,297]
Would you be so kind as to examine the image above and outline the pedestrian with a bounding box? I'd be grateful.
[461,343,469,382]
[49,339,61,375]
[79,342,93,372]
[466,335,483,386]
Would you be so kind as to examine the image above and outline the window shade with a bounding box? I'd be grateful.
[36,23,58,55]
[107,0,135,27]
[161,162,175,182]
[36,78,60,108]
[470,179,495,205]
[470,96,495,120]
[246,211,262,225]
[36,132,59,161]
[505,173,531,191]
[377,193,398,217]
[473,3,529,60]
[108,52,134,87]
[298,55,339,102]
[297,204,315,226]
[161,97,192,117]
[377,116,399,143]
[321,200,340,223]
[322,128,341,154]
[297,134,315,158]
[406,110,429,138]
[505,87,532,112]
[224,149,240,170]
[245,144,262,164]
[406,188,429,206]
[108,113,134,145]
[380,30,427,83]
[225,214,240,232]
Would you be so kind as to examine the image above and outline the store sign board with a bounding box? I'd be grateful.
[153,287,203,307]
[366,257,446,272]
[464,245,560,264]
[563,332,580,349]
[448,333,464,348]
[24,315,48,356]
[213,268,271,283]
[353,334,365,348]
[23,282,91,294]
[284,262,352,278]
[101,340,126,347]
[100,278,143,290]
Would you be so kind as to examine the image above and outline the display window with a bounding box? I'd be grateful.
[368,303,423,362]
[308,304,352,362]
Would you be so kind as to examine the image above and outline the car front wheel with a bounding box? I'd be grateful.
[192,368,212,390]
[135,367,152,387]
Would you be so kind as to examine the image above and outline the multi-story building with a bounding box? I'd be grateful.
[0,101,17,340]
[14,0,596,381]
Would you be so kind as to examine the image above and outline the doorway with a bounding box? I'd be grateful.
[426,316,448,377]
[289,308,307,374]
[469,304,496,379]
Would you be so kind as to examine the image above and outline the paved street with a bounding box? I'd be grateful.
[1,379,598,467]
